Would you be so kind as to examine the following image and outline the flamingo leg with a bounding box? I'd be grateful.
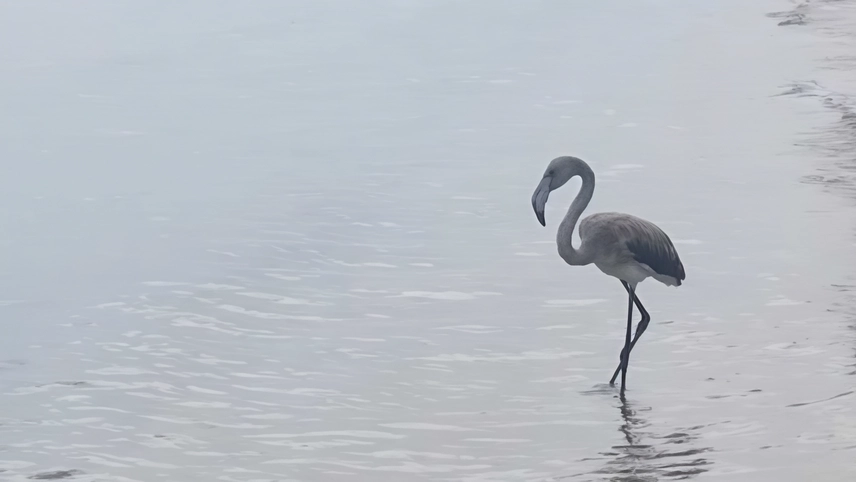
[611,283,634,394]
[609,281,651,388]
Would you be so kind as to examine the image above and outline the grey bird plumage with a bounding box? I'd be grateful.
[531,156,685,287]
[531,155,685,394]
[584,212,685,286]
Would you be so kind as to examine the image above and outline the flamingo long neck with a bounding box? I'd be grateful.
[557,167,595,266]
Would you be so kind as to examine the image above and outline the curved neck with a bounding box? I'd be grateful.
[557,166,595,266]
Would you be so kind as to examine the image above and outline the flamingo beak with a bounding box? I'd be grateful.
[532,176,551,227]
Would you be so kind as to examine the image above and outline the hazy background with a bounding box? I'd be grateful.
[1,1,855,480]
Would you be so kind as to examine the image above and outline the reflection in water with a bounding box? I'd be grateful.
[570,394,712,481]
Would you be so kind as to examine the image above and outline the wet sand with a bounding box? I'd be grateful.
[1,1,856,480]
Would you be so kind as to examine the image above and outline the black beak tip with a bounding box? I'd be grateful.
[537,213,546,227]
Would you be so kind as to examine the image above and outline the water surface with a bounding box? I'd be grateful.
[1,1,856,480]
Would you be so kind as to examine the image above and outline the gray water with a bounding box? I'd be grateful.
[2,1,856,481]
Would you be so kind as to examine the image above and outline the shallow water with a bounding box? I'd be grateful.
[2,1,856,481]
